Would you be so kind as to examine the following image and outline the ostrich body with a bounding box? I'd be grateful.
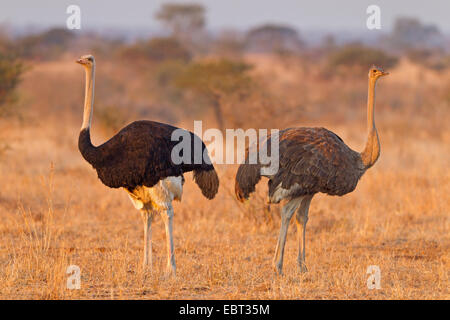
[76,55,219,275]
[235,66,388,274]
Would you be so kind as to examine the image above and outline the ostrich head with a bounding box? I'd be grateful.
[368,65,389,79]
[76,54,95,68]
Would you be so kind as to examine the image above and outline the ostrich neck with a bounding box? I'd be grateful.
[81,66,95,130]
[360,77,380,169]
[78,65,98,166]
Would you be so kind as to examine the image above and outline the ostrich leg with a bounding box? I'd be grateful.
[161,204,176,275]
[295,195,313,273]
[273,198,303,274]
[141,209,154,269]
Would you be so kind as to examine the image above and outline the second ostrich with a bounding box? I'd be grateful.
[76,55,219,275]
[235,66,388,274]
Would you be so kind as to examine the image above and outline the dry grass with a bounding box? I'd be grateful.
[0,57,448,299]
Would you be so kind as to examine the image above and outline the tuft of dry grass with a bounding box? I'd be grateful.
[0,57,448,299]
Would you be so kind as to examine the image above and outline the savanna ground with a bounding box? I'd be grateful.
[0,55,448,299]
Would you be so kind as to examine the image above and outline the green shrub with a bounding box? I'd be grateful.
[0,53,24,116]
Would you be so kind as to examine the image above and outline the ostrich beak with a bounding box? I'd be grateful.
[381,71,389,76]
[76,59,84,65]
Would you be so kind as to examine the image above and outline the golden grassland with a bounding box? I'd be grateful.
[0,56,448,299]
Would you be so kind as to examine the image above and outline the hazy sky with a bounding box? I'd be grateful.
[1,0,449,32]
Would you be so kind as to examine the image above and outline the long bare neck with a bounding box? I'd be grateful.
[360,77,380,169]
[78,64,98,165]
[81,65,95,130]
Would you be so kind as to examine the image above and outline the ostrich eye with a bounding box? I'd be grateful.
[372,70,376,73]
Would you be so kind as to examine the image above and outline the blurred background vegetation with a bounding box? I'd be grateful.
[0,2,449,134]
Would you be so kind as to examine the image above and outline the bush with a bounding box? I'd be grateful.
[406,49,450,71]
[175,59,253,96]
[386,17,444,51]
[328,45,398,70]
[96,105,129,134]
[118,37,191,63]
[0,53,25,116]
[16,28,76,60]
[152,60,187,107]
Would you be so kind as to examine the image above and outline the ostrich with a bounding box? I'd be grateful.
[76,54,219,275]
[235,66,389,274]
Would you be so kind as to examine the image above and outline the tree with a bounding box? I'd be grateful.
[16,27,76,60]
[213,30,245,58]
[155,3,206,50]
[245,24,304,53]
[0,29,13,53]
[0,53,24,116]
[118,37,191,63]
[174,59,253,130]
[327,44,398,71]
[386,17,444,51]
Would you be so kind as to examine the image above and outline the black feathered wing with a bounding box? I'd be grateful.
[79,120,219,198]
[96,129,181,189]
[235,127,365,202]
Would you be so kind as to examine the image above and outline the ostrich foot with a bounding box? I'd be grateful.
[163,267,176,279]
[273,261,283,275]
[297,261,308,273]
